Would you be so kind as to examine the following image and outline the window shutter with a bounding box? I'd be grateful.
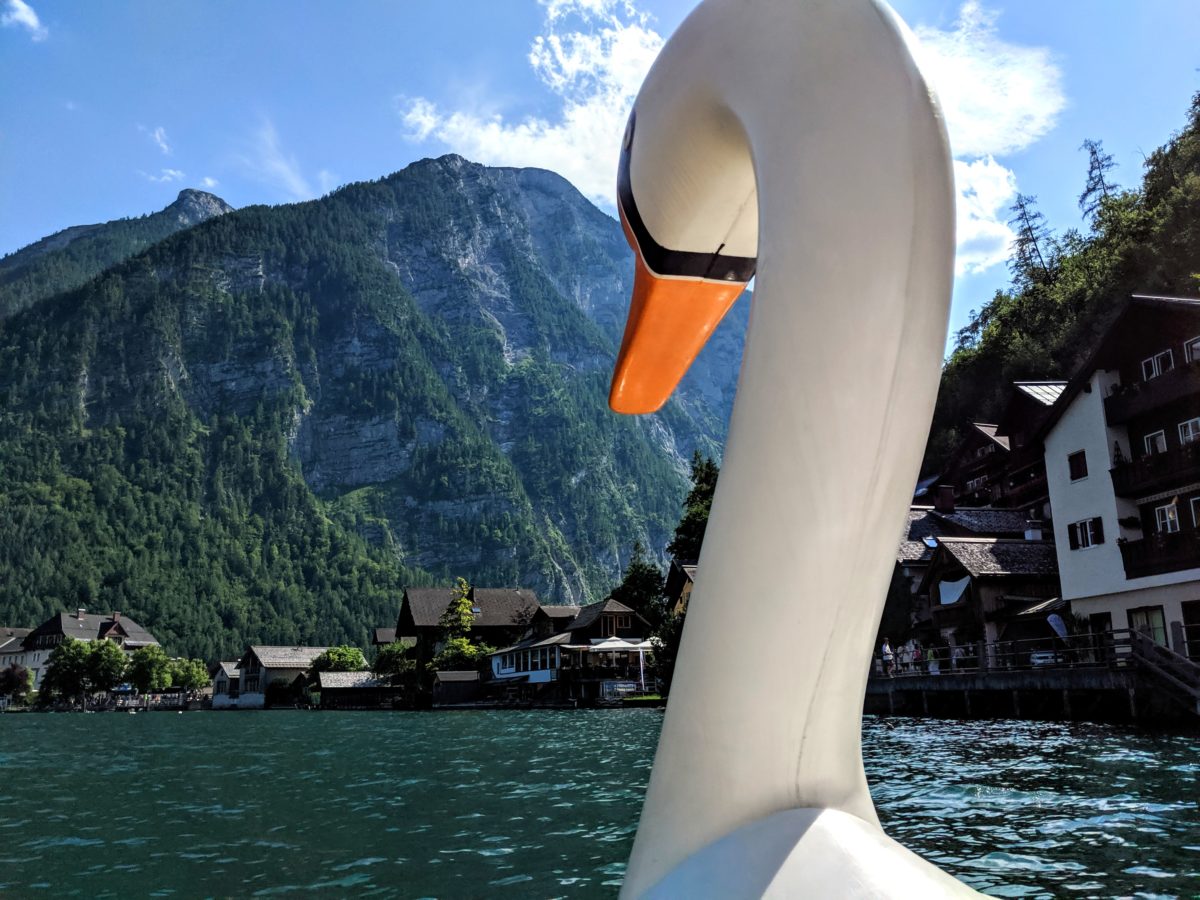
[1068,523,1080,550]
[1092,517,1105,544]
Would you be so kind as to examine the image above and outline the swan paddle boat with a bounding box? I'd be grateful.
[608,0,977,896]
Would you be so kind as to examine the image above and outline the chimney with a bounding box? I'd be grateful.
[1025,520,1044,541]
[934,485,956,514]
[111,611,121,622]
[76,607,86,620]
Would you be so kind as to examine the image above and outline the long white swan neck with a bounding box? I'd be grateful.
[620,1,955,896]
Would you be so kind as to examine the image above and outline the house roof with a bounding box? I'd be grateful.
[25,611,159,648]
[318,671,387,689]
[215,661,240,679]
[930,507,1032,536]
[434,670,480,683]
[1013,382,1067,406]
[538,604,581,620]
[898,508,947,563]
[567,598,637,632]
[970,422,1010,452]
[247,646,329,669]
[402,587,539,629]
[936,538,1059,578]
[373,627,397,645]
[0,627,31,653]
[491,631,576,655]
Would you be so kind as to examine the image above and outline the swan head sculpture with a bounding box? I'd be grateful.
[608,0,972,896]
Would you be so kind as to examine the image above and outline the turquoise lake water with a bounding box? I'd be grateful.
[0,711,1197,898]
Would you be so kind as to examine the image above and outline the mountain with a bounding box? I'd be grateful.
[0,189,234,319]
[0,157,747,658]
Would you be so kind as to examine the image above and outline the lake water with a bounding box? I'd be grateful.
[0,711,1196,898]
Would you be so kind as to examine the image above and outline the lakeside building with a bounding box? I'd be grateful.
[488,598,654,702]
[19,609,159,690]
[663,559,697,615]
[317,671,398,709]
[211,661,241,709]
[943,423,1010,507]
[234,645,328,709]
[393,586,541,663]
[1040,295,1200,657]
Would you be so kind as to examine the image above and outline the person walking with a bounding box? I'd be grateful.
[881,638,895,677]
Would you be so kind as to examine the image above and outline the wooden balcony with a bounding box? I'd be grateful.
[1119,531,1200,579]
[1110,442,1200,497]
[1104,361,1200,425]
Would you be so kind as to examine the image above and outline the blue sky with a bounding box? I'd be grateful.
[2,0,1198,345]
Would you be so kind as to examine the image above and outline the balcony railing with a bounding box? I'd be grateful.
[1110,441,1200,497]
[1104,361,1200,425]
[1119,531,1200,579]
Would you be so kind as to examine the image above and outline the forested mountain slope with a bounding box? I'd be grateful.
[925,92,1200,470]
[0,156,749,659]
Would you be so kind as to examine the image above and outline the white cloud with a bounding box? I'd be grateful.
[201,176,219,189]
[139,124,172,155]
[237,120,315,201]
[140,168,185,183]
[397,0,662,208]
[914,1,1065,274]
[2,0,47,41]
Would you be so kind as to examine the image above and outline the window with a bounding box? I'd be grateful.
[1155,503,1180,534]
[1186,336,1200,362]
[1129,606,1168,646]
[1180,418,1200,445]
[1067,517,1105,550]
[1144,430,1167,455]
[1142,349,1175,381]
[616,614,631,630]
[966,475,987,492]
[1192,497,1200,528]
[1068,450,1088,481]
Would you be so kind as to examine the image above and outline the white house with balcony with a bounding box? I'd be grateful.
[1041,295,1200,658]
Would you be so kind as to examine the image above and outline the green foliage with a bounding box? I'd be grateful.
[439,577,475,639]
[168,657,210,691]
[666,452,720,561]
[40,637,93,702]
[0,662,32,704]
[310,645,367,673]
[607,541,664,624]
[86,639,128,693]
[649,608,686,697]
[374,640,416,677]
[128,645,173,693]
[431,635,494,672]
[926,91,1200,473]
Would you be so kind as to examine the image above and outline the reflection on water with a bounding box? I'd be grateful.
[0,711,1195,897]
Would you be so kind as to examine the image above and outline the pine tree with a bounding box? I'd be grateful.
[1079,138,1118,220]
[1007,194,1054,287]
[666,452,720,561]
[607,541,664,623]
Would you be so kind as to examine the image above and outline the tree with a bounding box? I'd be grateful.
[168,658,210,691]
[608,541,664,624]
[439,577,475,639]
[40,637,92,704]
[431,636,494,671]
[1079,138,1118,220]
[374,640,416,679]
[649,606,686,697]
[0,663,32,705]
[87,640,129,694]
[666,453,720,561]
[128,645,173,693]
[310,646,367,673]
[1007,194,1054,287]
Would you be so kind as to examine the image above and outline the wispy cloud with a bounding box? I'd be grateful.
[397,0,662,207]
[236,120,325,201]
[139,124,172,155]
[201,176,219,189]
[399,0,1061,278]
[915,1,1065,274]
[2,0,47,41]
[140,168,185,183]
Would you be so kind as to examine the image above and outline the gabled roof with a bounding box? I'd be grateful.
[537,604,581,620]
[24,612,159,649]
[402,587,539,629]
[491,631,576,655]
[567,598,637,632]
[935,538,1059,579]
[318,671,386,689]
[970,423,1010,452]
[930,507,1032,536]
[434,670,480,683]
[373,627,397,645]
[245,646,328,669]
[1013,382,1067,406]
[214,661,240,679]
[898,507,947,563]
[0,627,31,653]
[401,588,457,628]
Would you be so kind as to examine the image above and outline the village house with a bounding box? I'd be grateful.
[489,598,655,702]
[394,586,540,662]
[1039,294,1200,658]
[663,559,697,615]
[20,609,159,690]
[943,423,1011,507]
[991,382,1067,518]
[233,645,328,709]
[316,671,399,710]
[210,661,240,709]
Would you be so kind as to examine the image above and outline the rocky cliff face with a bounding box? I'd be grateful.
[0,156,748,633]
